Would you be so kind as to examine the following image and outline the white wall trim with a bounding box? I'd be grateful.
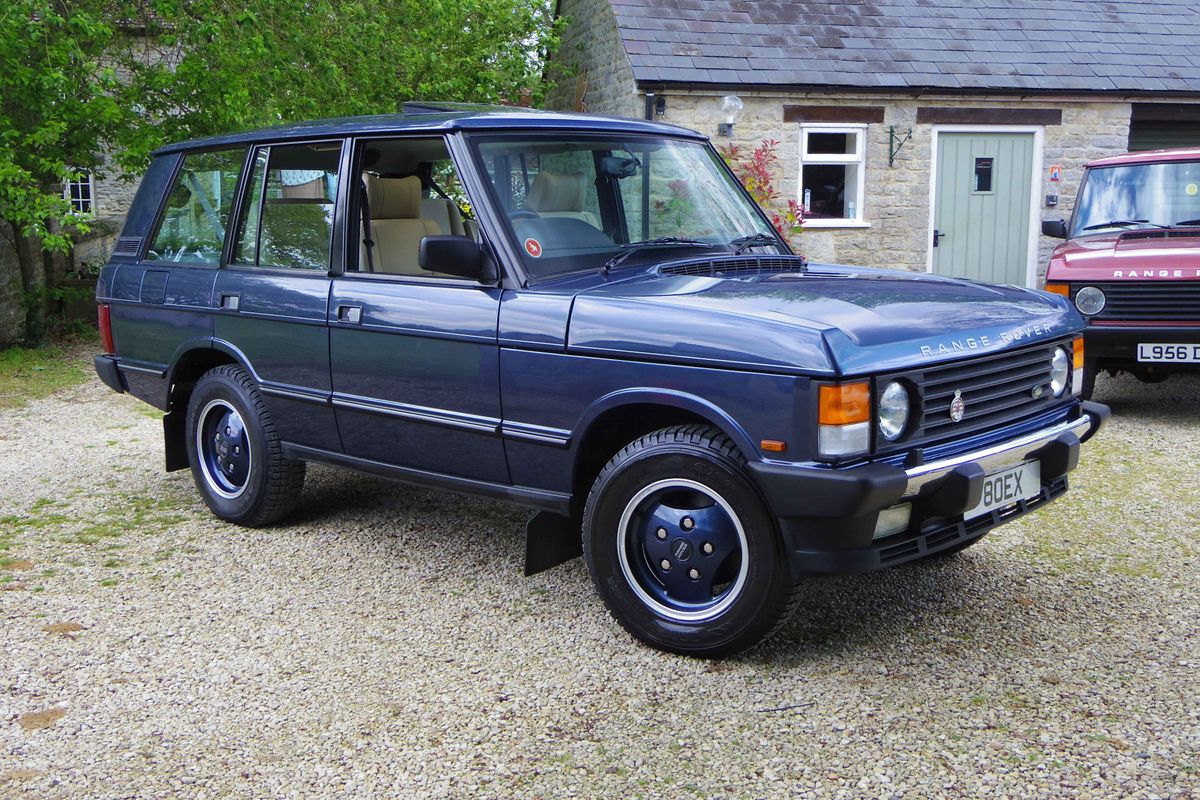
[925,124,1045,288]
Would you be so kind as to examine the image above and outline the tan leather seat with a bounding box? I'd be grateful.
[420,196,466,237]
[364,175,440,275]
[526,171,600,227]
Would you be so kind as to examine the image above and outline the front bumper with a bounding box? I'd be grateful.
[1085,323,1200,364]
[748,401,1110,577]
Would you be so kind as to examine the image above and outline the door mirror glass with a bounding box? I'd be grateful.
[1041,218,1068,239]
[419,236,491,280]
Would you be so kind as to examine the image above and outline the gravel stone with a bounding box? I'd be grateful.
[1,370,1198,798]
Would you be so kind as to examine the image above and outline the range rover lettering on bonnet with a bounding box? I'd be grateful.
[919,323,1058,358]
[91,103,1108,658]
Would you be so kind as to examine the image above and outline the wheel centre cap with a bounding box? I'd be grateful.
[670,537,693,561]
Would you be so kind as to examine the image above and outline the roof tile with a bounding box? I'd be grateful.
[605,0,1200,92]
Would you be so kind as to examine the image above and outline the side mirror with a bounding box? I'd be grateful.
[418,236,494,281]
[1041,218,1069,239]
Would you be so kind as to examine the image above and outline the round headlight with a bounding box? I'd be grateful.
[878,381,910,441]
[1050,347,1070,396]
[1074,286,1106,316]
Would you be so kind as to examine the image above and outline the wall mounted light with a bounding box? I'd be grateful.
[654,95,667,117]
[717,95,743,136]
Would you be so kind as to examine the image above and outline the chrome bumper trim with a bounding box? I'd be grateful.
[903,414,1094,498]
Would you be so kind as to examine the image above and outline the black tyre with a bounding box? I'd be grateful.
[582,425,799,657]
[185,364,305,526]
[1079,357,1097,400]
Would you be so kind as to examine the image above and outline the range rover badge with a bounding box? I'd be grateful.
[949,390,966,423]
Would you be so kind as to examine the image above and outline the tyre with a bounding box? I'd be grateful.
[185,364,305,526]
[1078,357,1097,400]
[581,425,799,657]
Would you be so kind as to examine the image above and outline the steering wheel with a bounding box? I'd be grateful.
[508,209,541,221]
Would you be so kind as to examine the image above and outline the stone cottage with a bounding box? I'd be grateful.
[547,0,1200,287]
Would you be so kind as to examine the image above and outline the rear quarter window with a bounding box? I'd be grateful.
[147,148,247,264]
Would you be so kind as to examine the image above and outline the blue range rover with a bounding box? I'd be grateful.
[94,103,1108,656]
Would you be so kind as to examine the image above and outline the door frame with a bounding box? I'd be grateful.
[925,124,1045,288]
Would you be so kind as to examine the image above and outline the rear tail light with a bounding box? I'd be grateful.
[98,303,115,354]
[1071,336,1084,395]
[818,381,871,459]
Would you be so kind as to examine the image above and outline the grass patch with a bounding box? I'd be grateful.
[0,329,98,410]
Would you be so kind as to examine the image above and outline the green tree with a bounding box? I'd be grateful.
[111,0,561,171]
[0,0,560,345]
[0,0,127,343]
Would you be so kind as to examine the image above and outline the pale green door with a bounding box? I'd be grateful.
[932,132,1035,286]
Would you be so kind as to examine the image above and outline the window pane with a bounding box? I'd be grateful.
[807,131,856,156]
[234,143,341,270]
[973,157,995,192]
[148,149,246,263]
[802,163,859,219]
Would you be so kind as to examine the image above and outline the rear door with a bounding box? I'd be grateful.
[212,140,346,452]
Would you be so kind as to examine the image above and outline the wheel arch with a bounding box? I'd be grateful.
[162,339,255,472]
[568,390,758,516]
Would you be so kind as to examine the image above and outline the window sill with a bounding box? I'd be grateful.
[801,219,872,230]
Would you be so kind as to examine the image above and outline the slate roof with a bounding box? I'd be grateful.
[610,0,1200,93]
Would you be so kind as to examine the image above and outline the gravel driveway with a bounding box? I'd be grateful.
[3,368,1199,799]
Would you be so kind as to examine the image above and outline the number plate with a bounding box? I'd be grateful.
[964,461,1041,521]
[1137,343,1200,363]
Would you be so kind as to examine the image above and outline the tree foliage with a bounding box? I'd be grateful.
[0,0,560,344]
[0,0,125,251]
[112,0,561,171]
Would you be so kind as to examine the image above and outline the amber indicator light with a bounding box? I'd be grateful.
[760,439,787,453]
[1044,283,1070,298]
[1073,336,1085,370]
[818,381,870,425]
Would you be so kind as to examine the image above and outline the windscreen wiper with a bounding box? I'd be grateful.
[1080,219,1170,231]
[602,237,713,274]
[1174,218,1200,226]
[729,232,783,254]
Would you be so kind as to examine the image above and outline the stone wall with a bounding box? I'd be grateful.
[587,90,1158,284]
[545,0,641,118]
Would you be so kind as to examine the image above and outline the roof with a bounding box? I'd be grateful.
[153,105,702,154]
[610,0,1200,94]
[1088,146,1200,168]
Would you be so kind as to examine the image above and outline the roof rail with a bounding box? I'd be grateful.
[401,101,547,115]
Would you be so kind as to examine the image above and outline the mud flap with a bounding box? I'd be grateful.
[524,511,582,576]
[163,410,189,472]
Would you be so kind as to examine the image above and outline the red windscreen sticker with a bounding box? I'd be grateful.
[524,238,543,258]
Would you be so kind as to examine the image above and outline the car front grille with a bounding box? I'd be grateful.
[1081,282,1200,322]
[876,339,1069,454]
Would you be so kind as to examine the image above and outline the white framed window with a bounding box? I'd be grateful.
[798,124,868,228]
[64,171,95,215]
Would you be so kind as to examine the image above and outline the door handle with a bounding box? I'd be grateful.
[933,229,948,248]
[336,305,363,324]
[219,293,240,311]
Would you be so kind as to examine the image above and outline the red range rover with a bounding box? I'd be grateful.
[1042,147,1200,397]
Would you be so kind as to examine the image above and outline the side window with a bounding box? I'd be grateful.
[148,148,246,263]
[233,142,342,270]
[352,138,478,277]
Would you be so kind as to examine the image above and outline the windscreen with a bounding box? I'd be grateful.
[1072,160,1200,236]
[471,135,780,279]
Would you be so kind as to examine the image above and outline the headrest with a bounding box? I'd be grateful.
[365,175,422,219]
[527,172,586,213]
